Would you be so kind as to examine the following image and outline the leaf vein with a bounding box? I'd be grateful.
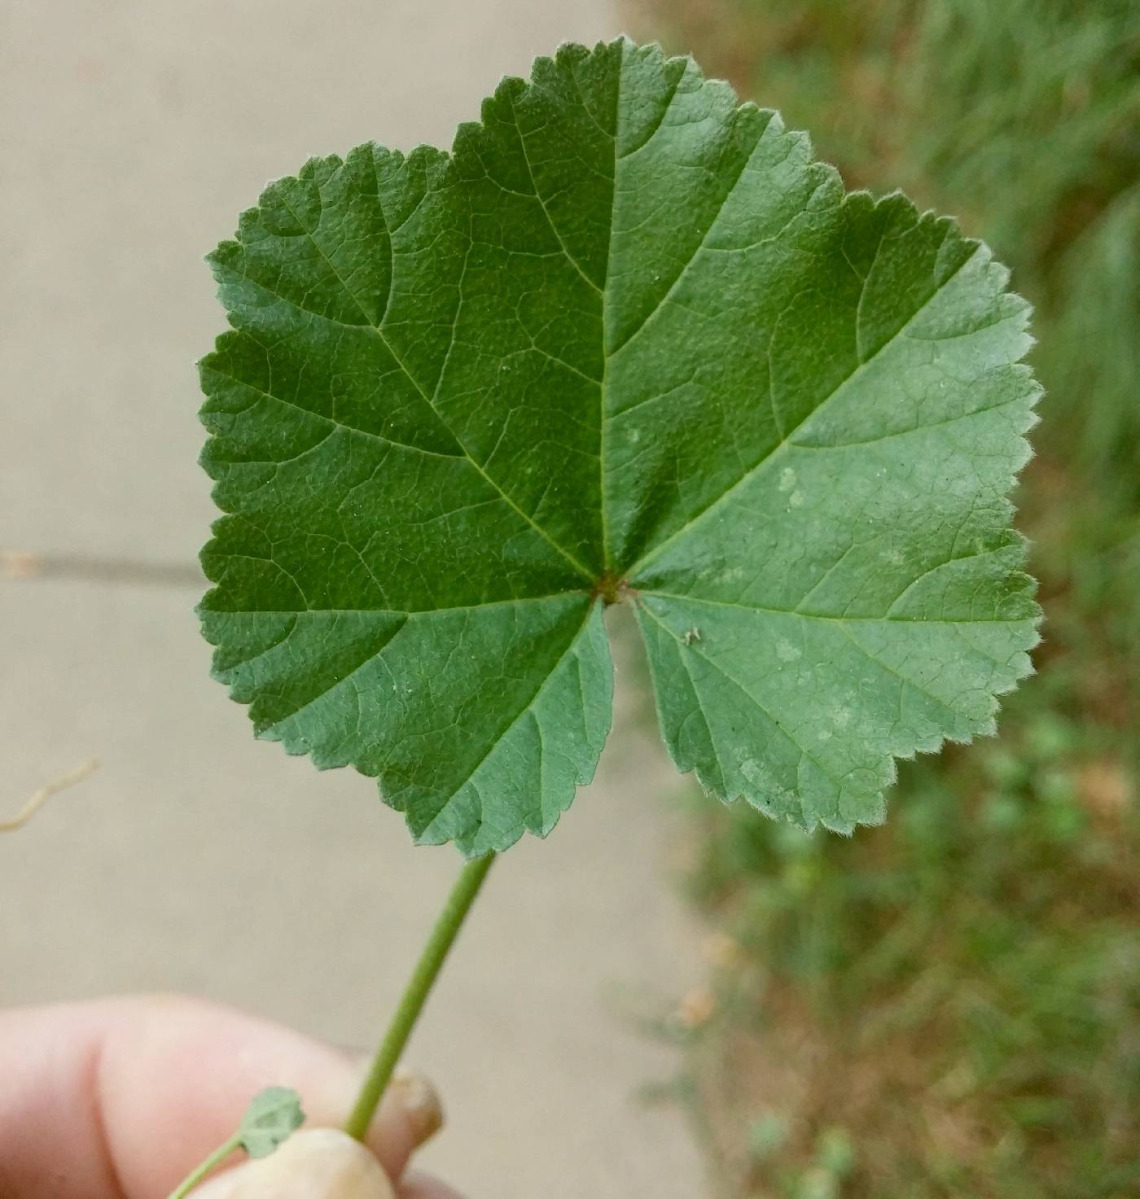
[266,185,596,582]
[627,243,981,577]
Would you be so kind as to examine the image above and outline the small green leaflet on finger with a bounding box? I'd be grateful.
[239,1086,306,1158]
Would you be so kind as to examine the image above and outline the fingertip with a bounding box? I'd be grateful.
[360,1072,444,1179]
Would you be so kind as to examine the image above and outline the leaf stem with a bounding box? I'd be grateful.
[344,852,496,1142]
[167,1134,242,1199]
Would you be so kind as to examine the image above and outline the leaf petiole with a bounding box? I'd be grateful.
[344,852,496,1142]
[167,1134,242,1199]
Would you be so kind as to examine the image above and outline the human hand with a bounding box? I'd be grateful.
[0,995,461,1198]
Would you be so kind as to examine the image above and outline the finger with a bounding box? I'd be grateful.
[0,996,442,1198]
[191,1129,395,1199]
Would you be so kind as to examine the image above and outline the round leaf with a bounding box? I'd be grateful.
[199,38,1040,853]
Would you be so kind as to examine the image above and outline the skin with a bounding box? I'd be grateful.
[0,996,463,1199]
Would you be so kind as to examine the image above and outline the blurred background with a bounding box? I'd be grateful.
[1,2,1136,1198]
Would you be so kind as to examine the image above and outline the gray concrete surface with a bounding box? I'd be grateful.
[0,3,709,1197]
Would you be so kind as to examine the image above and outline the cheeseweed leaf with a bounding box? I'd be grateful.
[199,38,1039,852]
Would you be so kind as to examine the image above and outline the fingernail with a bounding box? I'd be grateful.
[388,1071,444,1145]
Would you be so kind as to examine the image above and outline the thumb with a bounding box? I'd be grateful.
[0,995,442,1198]
[191,1129,395,1199]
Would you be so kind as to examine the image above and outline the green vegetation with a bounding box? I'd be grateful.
[631,1,1140,1194]
[201,38,1038,854]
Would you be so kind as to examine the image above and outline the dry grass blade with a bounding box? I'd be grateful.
[1,758,100,833]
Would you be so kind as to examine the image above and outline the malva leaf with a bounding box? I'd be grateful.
[198,37,1040,854]
[238,1087,305,1159]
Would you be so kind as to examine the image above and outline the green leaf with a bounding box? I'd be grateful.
[199,37,1040,852]
[238,1087,305,1159]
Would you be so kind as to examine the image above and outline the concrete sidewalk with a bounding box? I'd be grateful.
[0,3,708,1197]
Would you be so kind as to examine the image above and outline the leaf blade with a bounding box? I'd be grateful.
[199,37,1040,849]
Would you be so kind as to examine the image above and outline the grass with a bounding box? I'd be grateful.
[623,1,1140,1194]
